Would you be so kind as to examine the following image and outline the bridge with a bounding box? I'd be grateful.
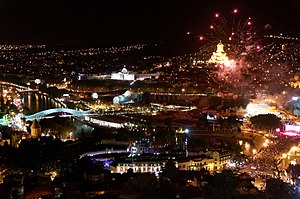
[79,149,130,159]
[0,81,31,91]
[23,108,93,121]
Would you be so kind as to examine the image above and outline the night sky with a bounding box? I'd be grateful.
[0,0,299,45]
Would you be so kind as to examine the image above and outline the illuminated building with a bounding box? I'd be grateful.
[177,157,215,172]
[111,66,135,81]
[208,41,230,65]
[109,160,164,174]
[177,150,232,172]
[113,90,142,104]
[111,66,159,81]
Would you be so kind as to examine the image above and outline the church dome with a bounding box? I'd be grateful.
[121,67,128,74]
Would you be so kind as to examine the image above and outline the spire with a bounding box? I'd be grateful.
[216,40,224,53]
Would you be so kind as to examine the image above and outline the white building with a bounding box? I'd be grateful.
[177,150,232,172]
[109,161,164,175]
[111,67,136,81]
[111,66,159,81]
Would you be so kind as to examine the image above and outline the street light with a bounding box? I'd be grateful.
[182,88,185,94]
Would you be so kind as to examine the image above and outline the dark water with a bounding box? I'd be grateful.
[21,92,64,113]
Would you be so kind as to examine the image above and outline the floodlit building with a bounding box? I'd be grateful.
[111,66,159,81]
[208,41,230,65]
[113,90,142,104]
[177,150,232,172]
[111,67,135,81]
[177,156,215,172]
[109,160,164,174]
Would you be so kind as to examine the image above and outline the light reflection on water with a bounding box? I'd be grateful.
[22,92,63,113]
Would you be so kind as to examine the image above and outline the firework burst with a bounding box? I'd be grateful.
[207,8,259,58]
[196,8,300,95]
[198,8,264,91]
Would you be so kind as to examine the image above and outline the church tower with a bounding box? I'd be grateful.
[30,119,41,138]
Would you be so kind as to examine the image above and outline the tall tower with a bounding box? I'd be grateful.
[30,119,41,138]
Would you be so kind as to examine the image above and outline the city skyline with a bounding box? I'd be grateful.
[0,0,299,45]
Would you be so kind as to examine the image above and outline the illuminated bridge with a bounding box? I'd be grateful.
[23,108,93,121]
[0,81,31,91]
[79,149,130,159]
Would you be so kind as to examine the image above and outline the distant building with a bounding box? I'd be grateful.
[208,41,230,65]
[177,150,232,172]
[111,66,159,81]
[111,67,135,80]
[177,156,215,172]
[113,90,142,104]
[109,160,164,175]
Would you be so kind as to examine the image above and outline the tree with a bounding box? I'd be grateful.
[164,117,173,133]
[91,127,114,143]
[39,117,77,139]
[8,104,18,116]
[157,161,179,199]
[162,160,178,182]
[127,174,157,198]
[61,121,77,138]
[287,164,300,183]
[254,138,297,179]
[22,106,32,115]
[164,118,176,145]
[265,178,297,199]
[203,170,236,199]
[250,114,282,132]
[16,137,75,172]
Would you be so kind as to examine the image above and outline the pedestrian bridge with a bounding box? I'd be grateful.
[23,108,92,121]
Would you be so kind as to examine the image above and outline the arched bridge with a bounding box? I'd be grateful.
[23,108,92,121]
